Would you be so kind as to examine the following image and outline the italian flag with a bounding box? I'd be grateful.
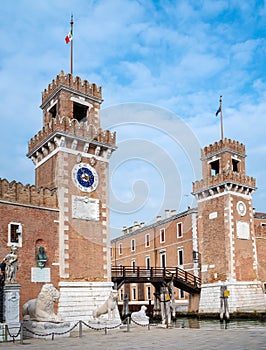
[65,30,73,44]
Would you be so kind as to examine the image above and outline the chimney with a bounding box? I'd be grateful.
[156,215,162,222]
[133,221,139,231]
[171,209,177,216]
[165,209,170,218]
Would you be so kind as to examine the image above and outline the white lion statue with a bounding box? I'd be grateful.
[22,284,63,323]
[131,305,149,325]
[92,291,117,320]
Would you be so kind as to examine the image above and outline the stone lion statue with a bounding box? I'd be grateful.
[131,305,149,325]
[92,291,117,320]
[22,284,63,323]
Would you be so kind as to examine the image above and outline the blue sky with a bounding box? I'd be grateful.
[0,1,266,237]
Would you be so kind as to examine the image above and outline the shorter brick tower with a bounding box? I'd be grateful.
[193,138,266,314]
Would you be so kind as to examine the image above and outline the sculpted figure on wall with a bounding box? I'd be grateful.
[22,284,63,323]
[4,246,18,284]
[37,246,47,268]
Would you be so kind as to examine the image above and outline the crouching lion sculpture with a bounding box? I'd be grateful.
[92,291,118,320]
[22,284,63,323]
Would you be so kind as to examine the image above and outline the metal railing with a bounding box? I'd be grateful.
[111,266,201,292]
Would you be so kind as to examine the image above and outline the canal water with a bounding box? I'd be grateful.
[174,317,266,330]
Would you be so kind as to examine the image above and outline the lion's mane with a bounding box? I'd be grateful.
[22,284,63,323]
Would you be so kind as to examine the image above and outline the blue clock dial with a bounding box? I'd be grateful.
[77,167,94,188]
[72,163,98,192]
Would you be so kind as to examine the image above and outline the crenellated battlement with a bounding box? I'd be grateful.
[28,115,116,154]
[201,138,245,159]
[192,170,256,194]
[42,70,102,103]
[0,178,58,208]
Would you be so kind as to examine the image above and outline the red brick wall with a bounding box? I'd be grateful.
[35,155,57,189]
[0,202,60,316]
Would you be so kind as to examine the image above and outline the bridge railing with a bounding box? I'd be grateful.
[111,266,201,289]
[167,267,201,288]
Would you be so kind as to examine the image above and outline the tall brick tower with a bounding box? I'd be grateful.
[27,71,117,323]
[192,138,265,314]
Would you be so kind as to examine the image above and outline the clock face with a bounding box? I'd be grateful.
[237,201,246,216]
[72,163,98,192]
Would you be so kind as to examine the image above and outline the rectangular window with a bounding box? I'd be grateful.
[177,222,183,238]
[193,250,199,262]
[179,289,185,299]
[178,249,184,266]
[131,285,137,300]
[131,239,135,252]
[8,222,22,247]
[110,247,113,258]
[119,243,123,255]
[73,102,88,122]
[232,158,239,172]
[160,228,165,243]
[160,252,166,268]
[146,256,150,269]
[48,103,57,118]
[145,234,150,247]
[210,159,220,176]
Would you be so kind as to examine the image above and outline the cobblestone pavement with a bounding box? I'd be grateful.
[1,326,266,350]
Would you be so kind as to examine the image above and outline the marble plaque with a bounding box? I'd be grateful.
[72,195,100,221]
[5,291,20,323]
[31,267,51,282]
[236,221,250,240]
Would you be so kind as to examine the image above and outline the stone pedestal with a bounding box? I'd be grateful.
[58,281,121,327]
[3,283,21,341]
[23,320,71,339]
[199,281,266,314]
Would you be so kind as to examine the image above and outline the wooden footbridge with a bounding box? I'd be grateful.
[111,266,201,294]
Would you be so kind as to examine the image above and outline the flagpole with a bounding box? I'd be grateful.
[70,15,74,75]
[219,95,224,140]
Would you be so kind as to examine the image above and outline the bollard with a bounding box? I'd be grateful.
[105,327,107,335]
[79,320,83,338]
[127,316,130,332]
[148,322,150,331]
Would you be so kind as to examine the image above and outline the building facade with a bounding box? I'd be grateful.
[112,208,198,310]
[111,139,266,315]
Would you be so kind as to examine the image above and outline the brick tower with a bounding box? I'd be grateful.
[192,138,265,314]
[27,71,117,323]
